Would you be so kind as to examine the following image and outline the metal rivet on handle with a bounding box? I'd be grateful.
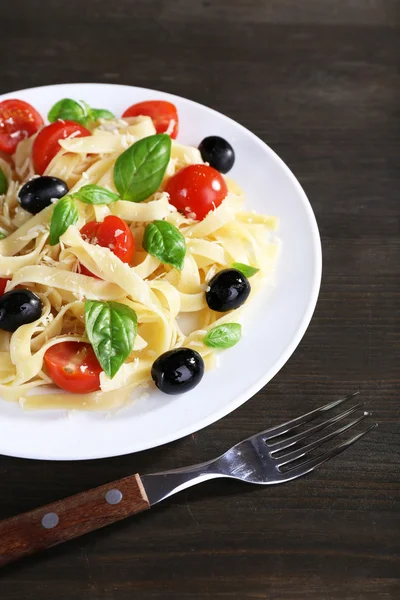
[105,489,123,505]
[41,512,59,529]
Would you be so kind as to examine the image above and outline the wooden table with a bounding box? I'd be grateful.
[0,1,398,598]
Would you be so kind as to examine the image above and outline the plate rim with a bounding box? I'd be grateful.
[0,83,322,461]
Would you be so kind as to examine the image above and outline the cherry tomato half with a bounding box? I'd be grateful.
[80,220,100,242]
[79,215,135,277]
[166,164,228,221]
[33,120,91,175]
[44,341,102,393]
[122,100,179,139]
[0,99,44,154]
[0,278,10,295]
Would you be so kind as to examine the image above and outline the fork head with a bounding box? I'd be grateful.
[215,392,377,485]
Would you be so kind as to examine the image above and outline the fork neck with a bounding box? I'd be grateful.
[141,458,224,505]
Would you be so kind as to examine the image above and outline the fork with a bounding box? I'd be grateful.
[0,392,376,567]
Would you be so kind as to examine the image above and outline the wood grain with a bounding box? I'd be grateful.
[0,0,399,598]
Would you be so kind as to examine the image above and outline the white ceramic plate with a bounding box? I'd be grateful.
[0,83,321,460]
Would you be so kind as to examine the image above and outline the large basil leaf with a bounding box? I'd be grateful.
[143,220,186,270]
[204,323,242,349]
[71,184,119,205]
[0,167,8,195]
[49,197,79,246]
[85,300,137,379]
[48,98,115,126]
[0,231,6,239]
[113,134,171,202]
[232,262,260,278]
[48,99,86,124]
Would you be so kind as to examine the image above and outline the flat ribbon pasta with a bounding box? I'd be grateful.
[0,114,279,410]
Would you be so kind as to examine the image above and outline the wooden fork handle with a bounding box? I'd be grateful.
[0,473,150,567]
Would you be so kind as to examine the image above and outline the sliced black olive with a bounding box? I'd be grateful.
[0,289,43,332]
[198,136,235,174]
[151,348,204,395]
[206,268,250,312]
[18,176,68,214]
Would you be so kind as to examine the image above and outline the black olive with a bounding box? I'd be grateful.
[18,176,69,214]
[151,348,204,395]
[206,268,250,312]
[198,136,235,174]
[0,289,43,332]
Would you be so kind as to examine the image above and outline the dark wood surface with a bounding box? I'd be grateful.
[0,1,399,598]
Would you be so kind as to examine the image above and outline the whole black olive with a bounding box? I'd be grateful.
[206,268,250,312]
[18,176,69,214]
[151,348,204,395]
[198,136,235,174]
[0,289,43,332]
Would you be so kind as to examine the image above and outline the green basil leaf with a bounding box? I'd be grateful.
[71,184,119,205]
[0,167,8,195]
[85,300,137,379]
[143,220,186,270]
[48,98,86,124]
[0,231,6,239]
[79,101,115,125]
[204,323,242,349]
[48,99,115,126]
[114,134,171,202]
[232,263,260,278]
[90,108,115,121]
[49,197,79,246]
[79,100,92,115]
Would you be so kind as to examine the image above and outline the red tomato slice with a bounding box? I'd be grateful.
[0,99,44,154]
[80,220,100,241]
[0,278,10,295]
[79,216,135,277]
[44,342,101,393]
[32,120,91,175]
[96,216,135,263]
[166,164,228,221]
[122,100,179,138]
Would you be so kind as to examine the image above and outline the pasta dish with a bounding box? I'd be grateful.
[0,97,279,410]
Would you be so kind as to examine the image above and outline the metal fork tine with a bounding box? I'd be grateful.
[268,402,364,453]
[276,413,370,467]
[260,392,360,441]
[278,423,378,480]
